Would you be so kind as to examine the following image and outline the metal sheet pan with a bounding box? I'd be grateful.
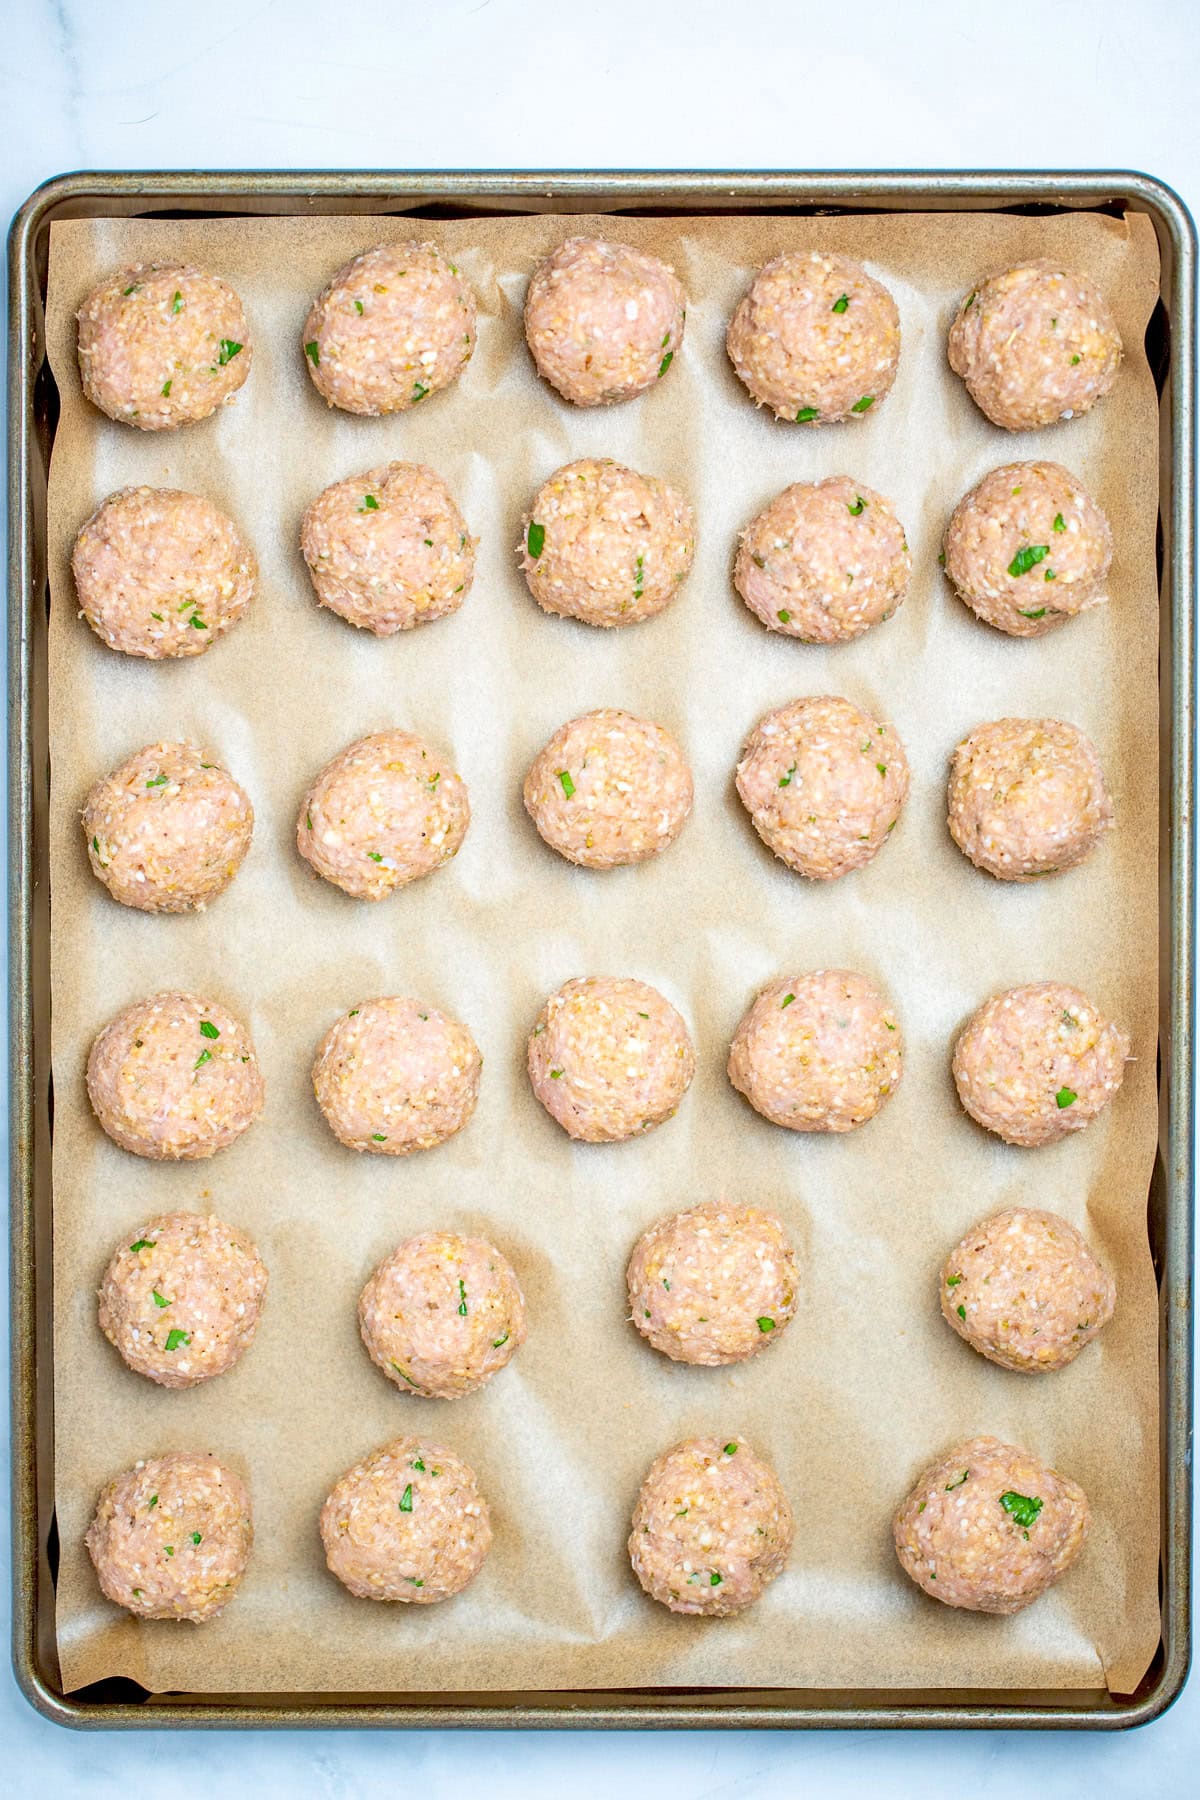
[8,170,1195,1731]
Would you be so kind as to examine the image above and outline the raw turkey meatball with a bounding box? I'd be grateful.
[98,1211,268,1388]
[86,1451,253,1621]
[298,729,470,900]
[893,1436,1089,1614]
[729,970,903,1133]
[359,1231,526,1398]
[727,250,900,424]
[736,695,909,880]
[627,1201,799,1365]
[72,486,256,659]
[300,461,476,636]
[952,981,1130,1149]
[947,717,1113,880]
[527,975,695,1143]
[944,461,1113,637]
[82,740,253,913]
[86,991,264,1161]
[941,1207,1116,1373]
[303,241,475,416]
[312,997,481,1155]
[948,260,1122,431]
[734,476,911,642]
[77,262,250,430]
[629,1437,793,1616]
[524,236,685,406]
[523,709,693,868]
[320,1436,491,1604]
[519,457,695,628]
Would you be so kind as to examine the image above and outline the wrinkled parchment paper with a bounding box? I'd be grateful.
[44,206,1161,1698]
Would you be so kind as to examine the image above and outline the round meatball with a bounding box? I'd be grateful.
[727,250,900,424]
[98,1211,268,1388]
[735,476,911,643]
[359,1232,526,1398]
[944,462,1113,638]
[729,970,902,1134]
[86,991,264,1161]
[312,997,481,1155]
[72,486,256,659]
[627,1202,799,1365]
[523,709,693,868]
[524,236,685,407]
[297,730,470,900]
[77,262,251,430]
[948,260,1122,431]
[947,717,1113,881]
[893,1436,1089,1614]
[736,696,909,880]
[302,241,475,416]
[320,1436,491,1604]
[527,975,695,1143]
[82,740,253,913]
[629,1437,793,1616]
[86,1451,253,1621]
[519,457,695,628]
[300,461,476,636]
[952,981,1130,1149]
[941,1207,1116,1373]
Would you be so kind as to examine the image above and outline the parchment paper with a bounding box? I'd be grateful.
[44,206,1162,1699]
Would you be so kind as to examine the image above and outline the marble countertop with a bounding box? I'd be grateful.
[3,0,1196,1792]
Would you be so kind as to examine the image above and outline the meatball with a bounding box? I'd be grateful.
[527,975,694,1143]
[727,250,900,425]
[734,476,911,643]
[627,1202,799,1366]
[82,740,253,913]
[948,260,1122,432]
[98,1211,268,1388]
[77,262,250,430]
[302,241,475,416]
[86,1451,253,1621]
[523,709,693,868]
[893,1436,1089,1614]
[941,1207,1116,1373]
[629,1437,793,1616]
[300,461,476,636]
[312,997,481,1155]
[72,486,256,660]
[359,1231,526,1398]
[947,717,1113,881]
[952,981,1130,1149]
[943,462,1113,638]
[728,970,902,1134]
[297,729,470,900]
[736,695,909,880]
[524,236,685,407]
[86,991,264,1161]
[320,1436,491,1604]
[519,457,695,628]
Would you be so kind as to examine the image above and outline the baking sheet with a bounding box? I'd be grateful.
[44,206,1161,1698]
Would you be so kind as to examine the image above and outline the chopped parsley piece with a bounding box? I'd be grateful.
[367,850,383,862]
[777,608,791,623]
[723,1443,738,1456]
[412,381,429,402]
[1044,568,1056,581]
[358,494,380,512]
[406,1577,424,1588]
[779,763,796,788]
[371,1133,387,1142]
[218,339,242,365]
[938,550,946,566]
[165,1328,190,1352]
[354,298,364,314]
[964,291,976,310]
[390,1361,417,1385]
[527,520,546,560]
[190,615,208,629]
[191,1531,202,1545]
[831,293,849,313]
[1007,543,1049,578]
[850,394,875,413]
[146,774,168,788]
[129,1239,153,1253]
[1071,353,1081,364]
[945,1470,969,1491]
[558,769,576,799]
[956,1303,966,1320]
[945,1273,962,1287]
[152,1289,169,1308]
[658,350,673,378]
[1056,1087,1078,1109]
[399,1484,414,1513]
[795,406,819,422]
[1053,512,1066,533]
[458,1278,468,1317]
[492,1332,509,1349]
[411,1458,426,1471]
[304,340,320,366]
[306,811,313,831]
[200,1021,220,1040]
[165,1546,174,1557]
[756,1316,776,1332]
[876,762,887,777]
[549,1068,564,1079]
[149,611,163,621]
[1000,1490,1043,1530]
[848,495,866,516]
[637,1011,649,1019]
[194,1049,212,1070]
[710,1572,723,1586]
[122,283,139,296]
[634,553,644,599]
[161,379,172,397]
[171,290,183,314]
[781,993,795,1008]
[1019,607,1047,620]
[429,771,440,789]
[149,1495,158,1508]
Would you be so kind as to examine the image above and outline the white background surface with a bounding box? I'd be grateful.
[1,0,1196,1792]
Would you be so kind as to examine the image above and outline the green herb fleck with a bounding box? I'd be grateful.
[1071,354,1081,365]
[152,1289,169,1309]
[150,611,163,621]
[777,608,791,623]
[412,381,429,402]
[964,291,976,310]
[956,1303,966,1320]
[457,1278,468,1317]
[122,283,139,296]
[200,1020,220,1040]
[779,762,796,788]
[148,1495,158,1508]
[145,774,168,788]
[756,1316,776,1332]
[406,1577,424,1588]
[851,394,875,413]
[658,350,673,378]
[1056,1087,1078,1109]
[191,1531,202,1545]
[550,1068,564,1079]
[1053,512,1066,533]
[938,550,946,567]
[171,291,183,314]
[306,811,313,831]
[165,1328,190,1352]
[793,405,821,425]
[710,1571,723,1586]
[832,293,849,313]
[161,379,172,397]
[304,340,320,366]
[1044,568,1056,581]
[1019,607,1047,620]
[194,1047,212,1070]
[367,850,384,862]
[1000,1490,1043,1531]
[129,1239,153,1253]
[165,1545,174,1557]
[492,1332,509,1349]
[358,494,379,512]
[876,762,887,777]
[190,615,208,629]
[558,769,576,799]
[634,553,644,599]
[945,1273,962,1287]
[354,299,364,314]
[527,520,546,560]
[412,1458,426,1471]
[1008,543,1049,578]
[723,1443,738,1456]
[848,495,866,516]
[390,1361,417,1386]
[218,339,242,365]
[781,993,795,1008]
[371,1133,387,1142]
[399,1484,413,1513]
